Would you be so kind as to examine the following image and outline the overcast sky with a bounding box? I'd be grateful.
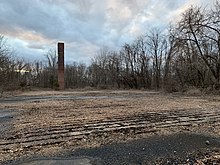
[0,0,216,64]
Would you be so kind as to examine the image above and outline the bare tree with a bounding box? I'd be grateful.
[0,35,17,90]
[145,28,166,89]
[44,49,58,88]
[175,5,220,89]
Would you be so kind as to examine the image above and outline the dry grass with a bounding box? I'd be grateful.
[1,90,220,163]
[1,90,220,131]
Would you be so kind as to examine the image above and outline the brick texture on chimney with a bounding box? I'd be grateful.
[58,42,64,90]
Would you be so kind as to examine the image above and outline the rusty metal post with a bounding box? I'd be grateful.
[58,42,65,90]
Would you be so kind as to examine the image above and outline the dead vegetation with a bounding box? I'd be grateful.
[0,90,220,163]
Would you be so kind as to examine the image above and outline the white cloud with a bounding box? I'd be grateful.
[0,0,218,64]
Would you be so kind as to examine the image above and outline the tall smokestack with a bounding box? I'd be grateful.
[58,42,64,90]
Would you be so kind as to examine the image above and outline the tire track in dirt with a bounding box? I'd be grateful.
[0,92,220,163]
[1,108,220,154]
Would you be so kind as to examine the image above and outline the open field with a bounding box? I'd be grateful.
[0,90,220,164]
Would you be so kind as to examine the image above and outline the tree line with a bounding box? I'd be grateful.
[0,3,220,92]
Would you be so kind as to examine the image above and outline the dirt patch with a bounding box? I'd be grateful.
[0,90,220,164]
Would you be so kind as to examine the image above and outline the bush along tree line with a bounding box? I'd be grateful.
[0,3,220,92]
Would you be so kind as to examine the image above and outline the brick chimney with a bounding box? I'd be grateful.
[58,42,64,90]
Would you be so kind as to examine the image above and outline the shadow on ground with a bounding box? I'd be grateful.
[7,133,220,165]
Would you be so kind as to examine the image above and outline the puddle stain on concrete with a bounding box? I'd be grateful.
[0,95,109,103]
[0,110,16,134]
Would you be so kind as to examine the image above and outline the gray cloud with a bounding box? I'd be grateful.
[0,0,217,64]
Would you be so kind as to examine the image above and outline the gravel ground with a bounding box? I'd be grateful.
[0,90,220,164]
[68,133,220,165]
[7,133,220,165]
